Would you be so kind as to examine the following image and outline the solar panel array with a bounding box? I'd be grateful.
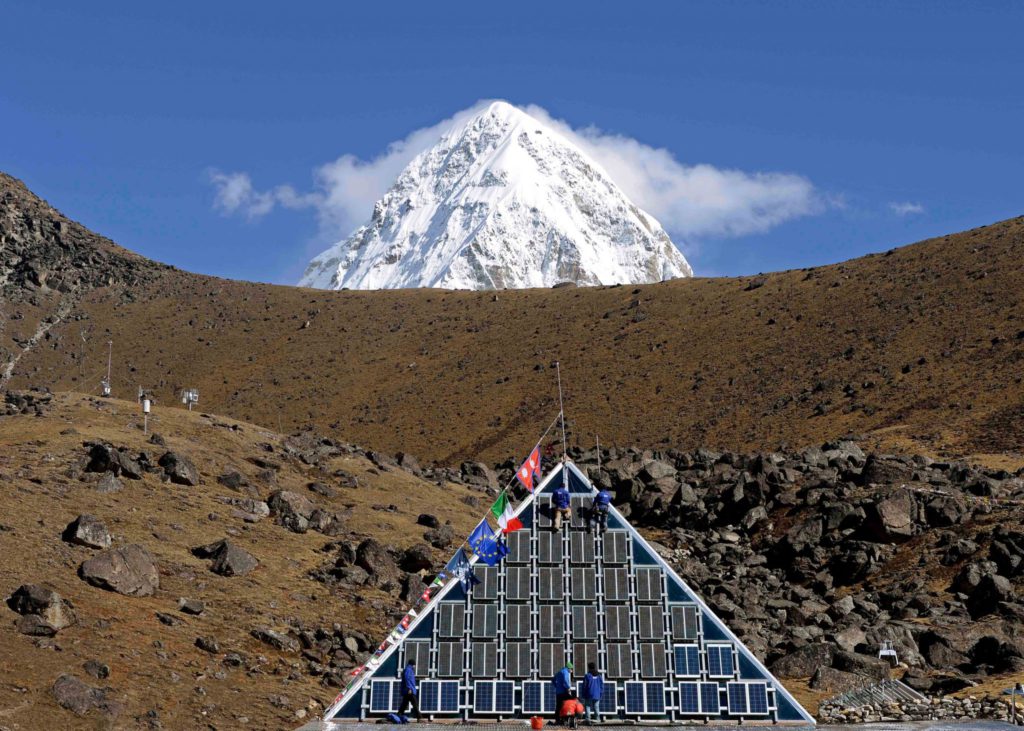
[355,471,785,721]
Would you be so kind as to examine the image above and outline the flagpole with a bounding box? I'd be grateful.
[556,361,567,459]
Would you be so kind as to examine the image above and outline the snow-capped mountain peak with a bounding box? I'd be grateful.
[299,101,693,290]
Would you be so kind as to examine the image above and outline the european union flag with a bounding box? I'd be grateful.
[468,519,492,553]
[445,547,479,592]
[475,529,509,567]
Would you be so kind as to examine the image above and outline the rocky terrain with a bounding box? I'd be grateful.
[2,389,1024,727]
[1,172,1023,467]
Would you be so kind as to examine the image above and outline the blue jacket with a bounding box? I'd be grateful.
[581,672,604,701]
[594,490,612,508]
[402,664,417,695]
[552,667,571,694]
[553,487,571,510]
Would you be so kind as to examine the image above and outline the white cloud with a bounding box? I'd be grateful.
[208,100,824,242]
[889,201,925,216]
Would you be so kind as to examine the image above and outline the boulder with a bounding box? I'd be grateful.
[94,472,123,494]
[424,523,455,549]
[79,544,159,596]
[396,452,422,475]
[400,544,434,572]
[417,514,441,529]
[267,490,317,533]
[865,489,916,541]
[192,539,258,576]
[967,574,1013,618]
[809,666,869,693]
[355,538,398,581]
[178,598,205,615]
[251,627,299,653]
[217,471,249,490]
[62,514,112,549]
[769,643,835,678]
[861,454,914,485]
[307,481,336,498]
[7,584,76,635]
[158,451,200,486]
[51,675,111,716]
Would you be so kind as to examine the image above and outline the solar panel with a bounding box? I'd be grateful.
[570,496,591,527]
[747,683,769,715]
[404,640,431,670]
[707,645,734,678]
[539,605,563,638]
[605,605,630,639]
[670,604,700,640]
[438,603,465,637]
[506,603,531,638]
[603,567,629,602]
[606,643,632,679]
[640,643,667,678]
[674,644,700,677]
[536,497,552,528]
[727,683,748,714]
[539,567,563,601]
[678,682,699,714]
[540,643,565,678]
[522,681,556,714]
[638,605,664,639]
[420,681,440,713]
[635,567,662,602]
[571,605,597,639]
[370,680,400,712]
[473,566,498,600]
[572,643,598,676]
[472,603,498,638]
[471,641,497,677]
[603,531,628,564]
[538,532,563,564]
[570,567,596,601]
[570,530,595,563]
[508,531,531,563]
[494,681,514,713]
[700,682,721,714]
[506,566,531,601]
[506,642,531,678]
[474,681,494,713]
[438,641,463,677]
[645,682,666,714]
[625,682,645,714]
[439,681,459,713]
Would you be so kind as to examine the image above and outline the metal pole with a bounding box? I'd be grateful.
[596,434,601,471]
[555,361,567,459]
[106,341,112,384]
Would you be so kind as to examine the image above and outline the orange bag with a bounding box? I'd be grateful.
[531,716,544,730]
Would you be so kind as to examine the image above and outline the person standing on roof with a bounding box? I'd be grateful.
[398,658,421,721]
[589,488,612,534]
[581,662,604,724]
[552,661,574,722]
[552,482,572,530]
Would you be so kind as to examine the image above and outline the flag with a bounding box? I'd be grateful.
[350,665,364,676]
[420,587,432,602]
[468,519,493,553]
[490,492,523,533]
[528,446,542,480]
[515,459,534,492]
[430,573,446,588]
[446,548,480,592]
[475,527,509,566]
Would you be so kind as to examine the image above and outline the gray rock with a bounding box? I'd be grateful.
[158,451,200,486]
[400,543,434,572]
[192,539,258,576]
[251,627,299,652]
[94,471,123,494]
[178,597,205,615]
[770,643,835,678]
[52,675,110,716]
[79,544,159,596]
[62,514,112,549]
[267,490,316,533]
[83,660,110,680]
[7,584,77,635]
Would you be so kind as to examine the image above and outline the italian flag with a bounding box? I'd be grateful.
[490,492,523,533]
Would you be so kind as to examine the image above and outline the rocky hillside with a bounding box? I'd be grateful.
[2,172,1023,467]
[3,390,1023,727]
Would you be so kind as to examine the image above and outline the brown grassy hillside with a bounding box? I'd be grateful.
[0,392,483,729]
[2,172,1023,467]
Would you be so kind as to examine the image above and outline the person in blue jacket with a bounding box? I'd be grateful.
[589,488,612,533]
[398,658,421,721]
[552,483,572,530]
[552,661,574,722]
[581,662,604,724]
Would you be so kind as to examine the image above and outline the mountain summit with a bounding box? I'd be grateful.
[298,102,693,290]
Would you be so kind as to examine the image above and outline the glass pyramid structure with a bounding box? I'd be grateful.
[323,462,814,724]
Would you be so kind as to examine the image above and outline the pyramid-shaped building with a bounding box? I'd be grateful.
[323,463,814,724]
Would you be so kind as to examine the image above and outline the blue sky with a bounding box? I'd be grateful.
[2,2,1021,283]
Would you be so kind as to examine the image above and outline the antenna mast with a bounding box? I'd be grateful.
[101,340,112,397]
[556,361,567,459]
